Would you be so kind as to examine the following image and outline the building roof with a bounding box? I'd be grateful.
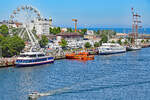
[57,32,83,36]
[116,33,128,36]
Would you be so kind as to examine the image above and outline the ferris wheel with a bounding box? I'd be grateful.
[9,5,42,51]
[10,5,41,25]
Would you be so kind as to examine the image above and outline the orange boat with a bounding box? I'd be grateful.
[66,52,94,60]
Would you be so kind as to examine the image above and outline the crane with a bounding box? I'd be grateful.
[72,19,78,32]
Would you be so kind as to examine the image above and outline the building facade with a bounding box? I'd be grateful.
[29,17,52,35]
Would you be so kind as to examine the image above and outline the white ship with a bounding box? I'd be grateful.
[98,43,126,55]
[15,52,54,67]
[126,45,141,51]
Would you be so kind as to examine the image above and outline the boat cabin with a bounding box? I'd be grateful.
[19,52,46,58]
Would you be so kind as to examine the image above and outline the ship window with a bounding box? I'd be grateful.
[20,55,26,57]
[29,55,36,57]
[37,58,47,62]
[48,57,53,60]
[38,54,45,57]
[17,60,22,62]
[23,60,30,63]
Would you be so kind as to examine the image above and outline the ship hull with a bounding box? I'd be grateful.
[99,50,126,55]
[126,46,141,51]
[15,57,54,67]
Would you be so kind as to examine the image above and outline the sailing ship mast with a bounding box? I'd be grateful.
[131,8,142,45]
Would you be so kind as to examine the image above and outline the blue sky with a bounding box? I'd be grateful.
[0,0,150,28]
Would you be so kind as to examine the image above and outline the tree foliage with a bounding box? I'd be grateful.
[117,39,122,45]
[141,40,145,43]
[111,40,115,43]
[79,28,87,35]
[50,27,61,35]
[94,42,100,47]
[124,40,128,45]
[0,35,25,57]
[67,28,73,32]
[100,34,108,43]
[95,30,116,37]
[0,25,9,37]
[11,28,20,35]
[59,39,67,48]
[84,42,91,48]
[39,35,49,48]
[146,39,149,43]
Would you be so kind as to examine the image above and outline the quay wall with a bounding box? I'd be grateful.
[0,58,16,68]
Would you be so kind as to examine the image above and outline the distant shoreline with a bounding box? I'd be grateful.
[81,28,150,34]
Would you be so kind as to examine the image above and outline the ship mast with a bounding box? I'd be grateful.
[131,8,142,45]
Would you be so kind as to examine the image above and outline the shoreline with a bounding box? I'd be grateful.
[0,44,150,68]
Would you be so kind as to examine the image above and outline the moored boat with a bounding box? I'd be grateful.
[126,45,141,51]
[66,52,94,60]
[98,43,126,55]
[15,52,54,67]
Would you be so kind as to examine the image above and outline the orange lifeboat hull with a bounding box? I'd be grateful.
[81,55,94,60]
[66,52,94,61]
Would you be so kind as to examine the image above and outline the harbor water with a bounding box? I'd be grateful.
[1,48,150,100]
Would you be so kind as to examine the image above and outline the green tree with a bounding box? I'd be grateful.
[50,27,61,35]
[10,28,18,35]
[39,35,49,48]
[117,39,122,45]
[141,40,145,43]
[99,40,103,46]
[84,42,91,48]
[96,30,101,35]
[60,39,67,48]
[100,34,108,43]
[124,40,128,45]
[67,28,73,32]
[146,39,149,43]
[0,25,9,37]
[80,28,87,35]
[0,35,25,57]
[10,35,25,55]
[49,27,53,34]
[94,42,100,47]
[99,30,116,38]
[56,27,61,33]
[0,35,4,43]
[111,40,115,43]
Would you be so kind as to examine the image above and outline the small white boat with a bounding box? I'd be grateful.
[15,52,54,67]
[98,43,126,55]
[126,45,141,51]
